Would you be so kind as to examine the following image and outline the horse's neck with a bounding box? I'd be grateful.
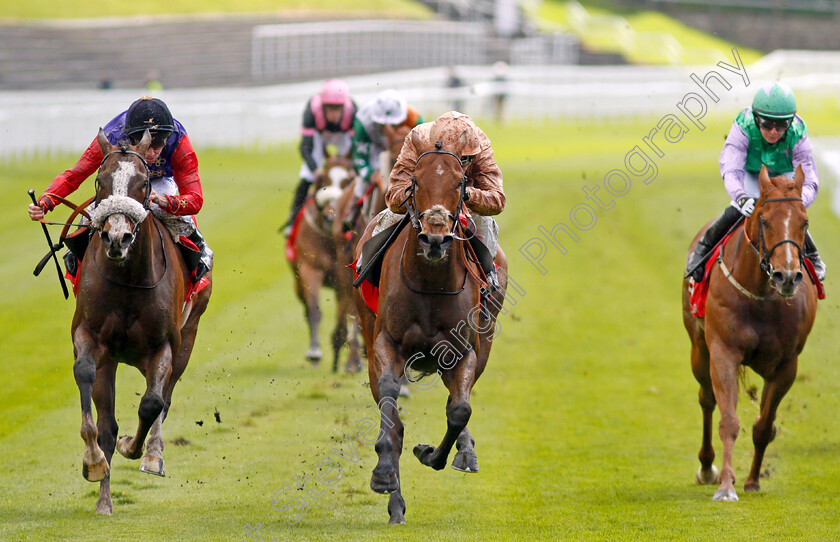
[403,232,467,291]
[727,224,772,297]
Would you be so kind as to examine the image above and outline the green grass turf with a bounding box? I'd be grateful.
[1,113,839,541]
[0,0,431,20]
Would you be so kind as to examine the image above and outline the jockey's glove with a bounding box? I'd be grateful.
[736,197,756,217]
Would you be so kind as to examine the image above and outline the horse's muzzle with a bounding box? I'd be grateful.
[418,232,453,262]
[100,230,134,261]
[770,267,803,297]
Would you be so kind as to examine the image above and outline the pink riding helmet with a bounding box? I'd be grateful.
[321,79,350,105]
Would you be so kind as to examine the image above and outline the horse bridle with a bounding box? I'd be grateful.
[93,148,152,237]
[746,197,805,276]
[402,141,469,238]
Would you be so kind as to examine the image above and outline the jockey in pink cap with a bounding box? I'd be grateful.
[283,79,358,234]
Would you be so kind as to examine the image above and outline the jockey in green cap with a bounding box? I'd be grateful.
[685,82,825,283]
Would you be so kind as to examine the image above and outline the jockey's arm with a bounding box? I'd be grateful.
[385,131,420,213]
[792,135,819,208]
[37,138,104,212]
[351,120,376,182]
[719,122,750,203]
[464,147,505,216]
[162,134,203,216]
[299,105,319,172]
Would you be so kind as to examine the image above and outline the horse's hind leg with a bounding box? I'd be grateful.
[691,344,719,485]
[143,285,211,476]
[414,351,477,471]
[117,346,172,460]
[745,359,797,492]
[331,308,348,374]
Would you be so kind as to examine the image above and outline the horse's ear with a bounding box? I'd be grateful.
[97,128,114,154]
[133,129,151,154]
[758,164,772,196]
[793,164,805,193]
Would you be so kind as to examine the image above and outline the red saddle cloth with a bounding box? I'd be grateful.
[65,236,210,304]
[350,258,379,315]
[689,232,825,317]
[285,203,308,262]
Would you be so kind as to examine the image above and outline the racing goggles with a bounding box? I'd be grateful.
[755,115,792,132]
[129,130,172,149]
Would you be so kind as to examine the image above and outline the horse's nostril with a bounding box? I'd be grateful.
[793,272,803,285]
[771,271,785,284]
[418,233,430,247]
[99,231,109,243]
[441,235,454,249]
[121,232,133,246]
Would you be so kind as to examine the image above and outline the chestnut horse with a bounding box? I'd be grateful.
[289,156,362,372]
[73,130,212,514]
[682,165,818,502]
[353,133,508,524]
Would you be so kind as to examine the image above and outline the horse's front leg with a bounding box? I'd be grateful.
[708,342,742,501]
[91,361,118,514]
[414,350,477,471]
[369,333,406,524]
[117,344,173,460]
[745,358,797,492]
[72,329,110,485]
[299,262,324,364]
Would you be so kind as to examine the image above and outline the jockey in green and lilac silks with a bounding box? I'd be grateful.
[685,82,825,282]
[28,96,213,282]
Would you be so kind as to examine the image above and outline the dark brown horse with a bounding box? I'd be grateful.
[73,130,211,514]
[353,132,508,524]
[682,165,818,502]
[289,156,362,372]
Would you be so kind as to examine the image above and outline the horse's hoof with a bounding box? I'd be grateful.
[696,465,720,485]
[306,348,323,362]
[344,359,363,374]
[452,450,479,473]
[140,456,165,477]
[744,480,760,492]
[82,459,110,482]
[95,498,113,515]
[388,514,406,525]
[413,443,445,470]
[370,467,399,494]
[116,436,142,459]
[712,488,739,501]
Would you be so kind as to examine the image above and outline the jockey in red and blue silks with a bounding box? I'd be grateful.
[283,79,357,234]
[28,96,213,282]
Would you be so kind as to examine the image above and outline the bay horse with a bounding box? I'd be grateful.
[682,165,818,502]
[73,129,211,514]
[353,131,508,524]
[289,156,362,372]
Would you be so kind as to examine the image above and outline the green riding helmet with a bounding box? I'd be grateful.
[752,82,796,119]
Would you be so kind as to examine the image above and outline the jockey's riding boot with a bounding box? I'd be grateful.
[804,231,826,282]
[188,229,213,283]
[282,179,311,236]
[685,205,742,282]
[63,251,79,277]
[342,201,362,234]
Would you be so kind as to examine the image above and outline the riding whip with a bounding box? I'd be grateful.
[29,189,69,299]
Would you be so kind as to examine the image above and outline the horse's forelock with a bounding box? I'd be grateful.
[426,204,450,226]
